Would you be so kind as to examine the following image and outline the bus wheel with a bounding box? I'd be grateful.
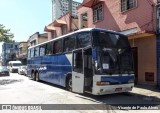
[32,72,36,81]
[36,72,40,82]
[66,76,72,91]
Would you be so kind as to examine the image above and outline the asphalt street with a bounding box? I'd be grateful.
[0,73,159,113]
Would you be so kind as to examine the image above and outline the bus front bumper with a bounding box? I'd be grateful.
[92,83,134,95]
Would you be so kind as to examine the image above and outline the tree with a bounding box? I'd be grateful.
[0,24,14,43]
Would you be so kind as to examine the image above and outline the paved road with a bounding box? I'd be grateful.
[0,73,159,113]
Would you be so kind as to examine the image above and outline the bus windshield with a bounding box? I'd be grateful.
[92,30,134,75]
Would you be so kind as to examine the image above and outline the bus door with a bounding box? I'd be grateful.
[72,49,84,93]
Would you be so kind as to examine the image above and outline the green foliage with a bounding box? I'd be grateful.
[0,24,15,43]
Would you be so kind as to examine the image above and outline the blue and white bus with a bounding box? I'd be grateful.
[27,28,134,95]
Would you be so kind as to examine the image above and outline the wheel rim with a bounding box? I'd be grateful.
[68,78,72,90]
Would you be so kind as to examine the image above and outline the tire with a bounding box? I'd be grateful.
[32,72,36,81]
[36,72,40,82]
[66,75,72,91]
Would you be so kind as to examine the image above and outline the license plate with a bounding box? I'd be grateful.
[115,88,122,91]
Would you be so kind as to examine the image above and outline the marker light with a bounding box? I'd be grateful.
[96,81,110,85]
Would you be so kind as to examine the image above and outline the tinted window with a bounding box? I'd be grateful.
[40,45,45,56]
[77,32,91,48]
[30,48,34,57]
[64,35,75,52]
[28,49,31,58]
[53,40,62,54]
[34,47,39,57]
[92,31,130,48]
[46,43,52,55]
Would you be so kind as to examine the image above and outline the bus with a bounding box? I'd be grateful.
[27,28,134,95]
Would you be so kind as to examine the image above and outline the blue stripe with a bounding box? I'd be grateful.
[101,75,135,84]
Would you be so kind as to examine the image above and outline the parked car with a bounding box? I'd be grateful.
[0,66,10,76]
[24,66,27,76]
[18,66,27,75]
[8,61,22,73]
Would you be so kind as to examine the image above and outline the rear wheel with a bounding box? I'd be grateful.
[36,72,40,81]
[66,75,72,91]
[32,72,36,81]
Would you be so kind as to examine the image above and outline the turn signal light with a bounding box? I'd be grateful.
[96,81,110,85]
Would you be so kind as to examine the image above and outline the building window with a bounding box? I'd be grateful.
[81,13,88,28]
[121,0,137,12]
[93,4,103,23]
[61,25,67,35]
[51,30,57,39]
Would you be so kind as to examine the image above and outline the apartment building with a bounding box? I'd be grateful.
[52,0,81,21]
[16,42,28,65]
[2,42,19,66]
[45,12,78,40]
[28,32,48,47]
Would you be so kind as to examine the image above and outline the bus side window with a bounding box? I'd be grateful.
[46,43,52,55]
[53,40,62,54]
[40,45,45,56]
[30,48,34,58]
[34,46,39,57]
[63,35,75,52]
[28,49,31,58]
[76,32,91,48]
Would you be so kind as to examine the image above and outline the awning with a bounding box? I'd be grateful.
[128,31,156,40]
[53,19,67,27]
[81,0,104,7]
[44,26,56,32]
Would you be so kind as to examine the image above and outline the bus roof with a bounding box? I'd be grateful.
[28,28,124,49]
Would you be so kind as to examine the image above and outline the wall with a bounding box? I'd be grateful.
[78,0,156,32]
[129,36,157,85]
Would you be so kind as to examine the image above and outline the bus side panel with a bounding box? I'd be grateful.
[27,57,41,77]
[39,54,72,87]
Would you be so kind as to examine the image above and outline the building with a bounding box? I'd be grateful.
[2,42,19,66]
[16,42,28,65]
[28,32,48,47]
[45,12,78,40]
[52,0,81,21]
[77,0,158,86]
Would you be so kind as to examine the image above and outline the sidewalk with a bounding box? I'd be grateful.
[131,84,160,102]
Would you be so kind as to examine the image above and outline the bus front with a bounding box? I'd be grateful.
[91,29,134,95]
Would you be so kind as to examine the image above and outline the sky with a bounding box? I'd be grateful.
[0,0,83,42]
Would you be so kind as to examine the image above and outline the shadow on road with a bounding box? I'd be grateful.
[0,79,23,85]
[31,79,160,110]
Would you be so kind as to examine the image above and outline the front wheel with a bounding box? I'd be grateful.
[66,76,72,91]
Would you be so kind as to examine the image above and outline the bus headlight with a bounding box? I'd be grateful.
[128,80,134,83]
[96,81,110,85]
